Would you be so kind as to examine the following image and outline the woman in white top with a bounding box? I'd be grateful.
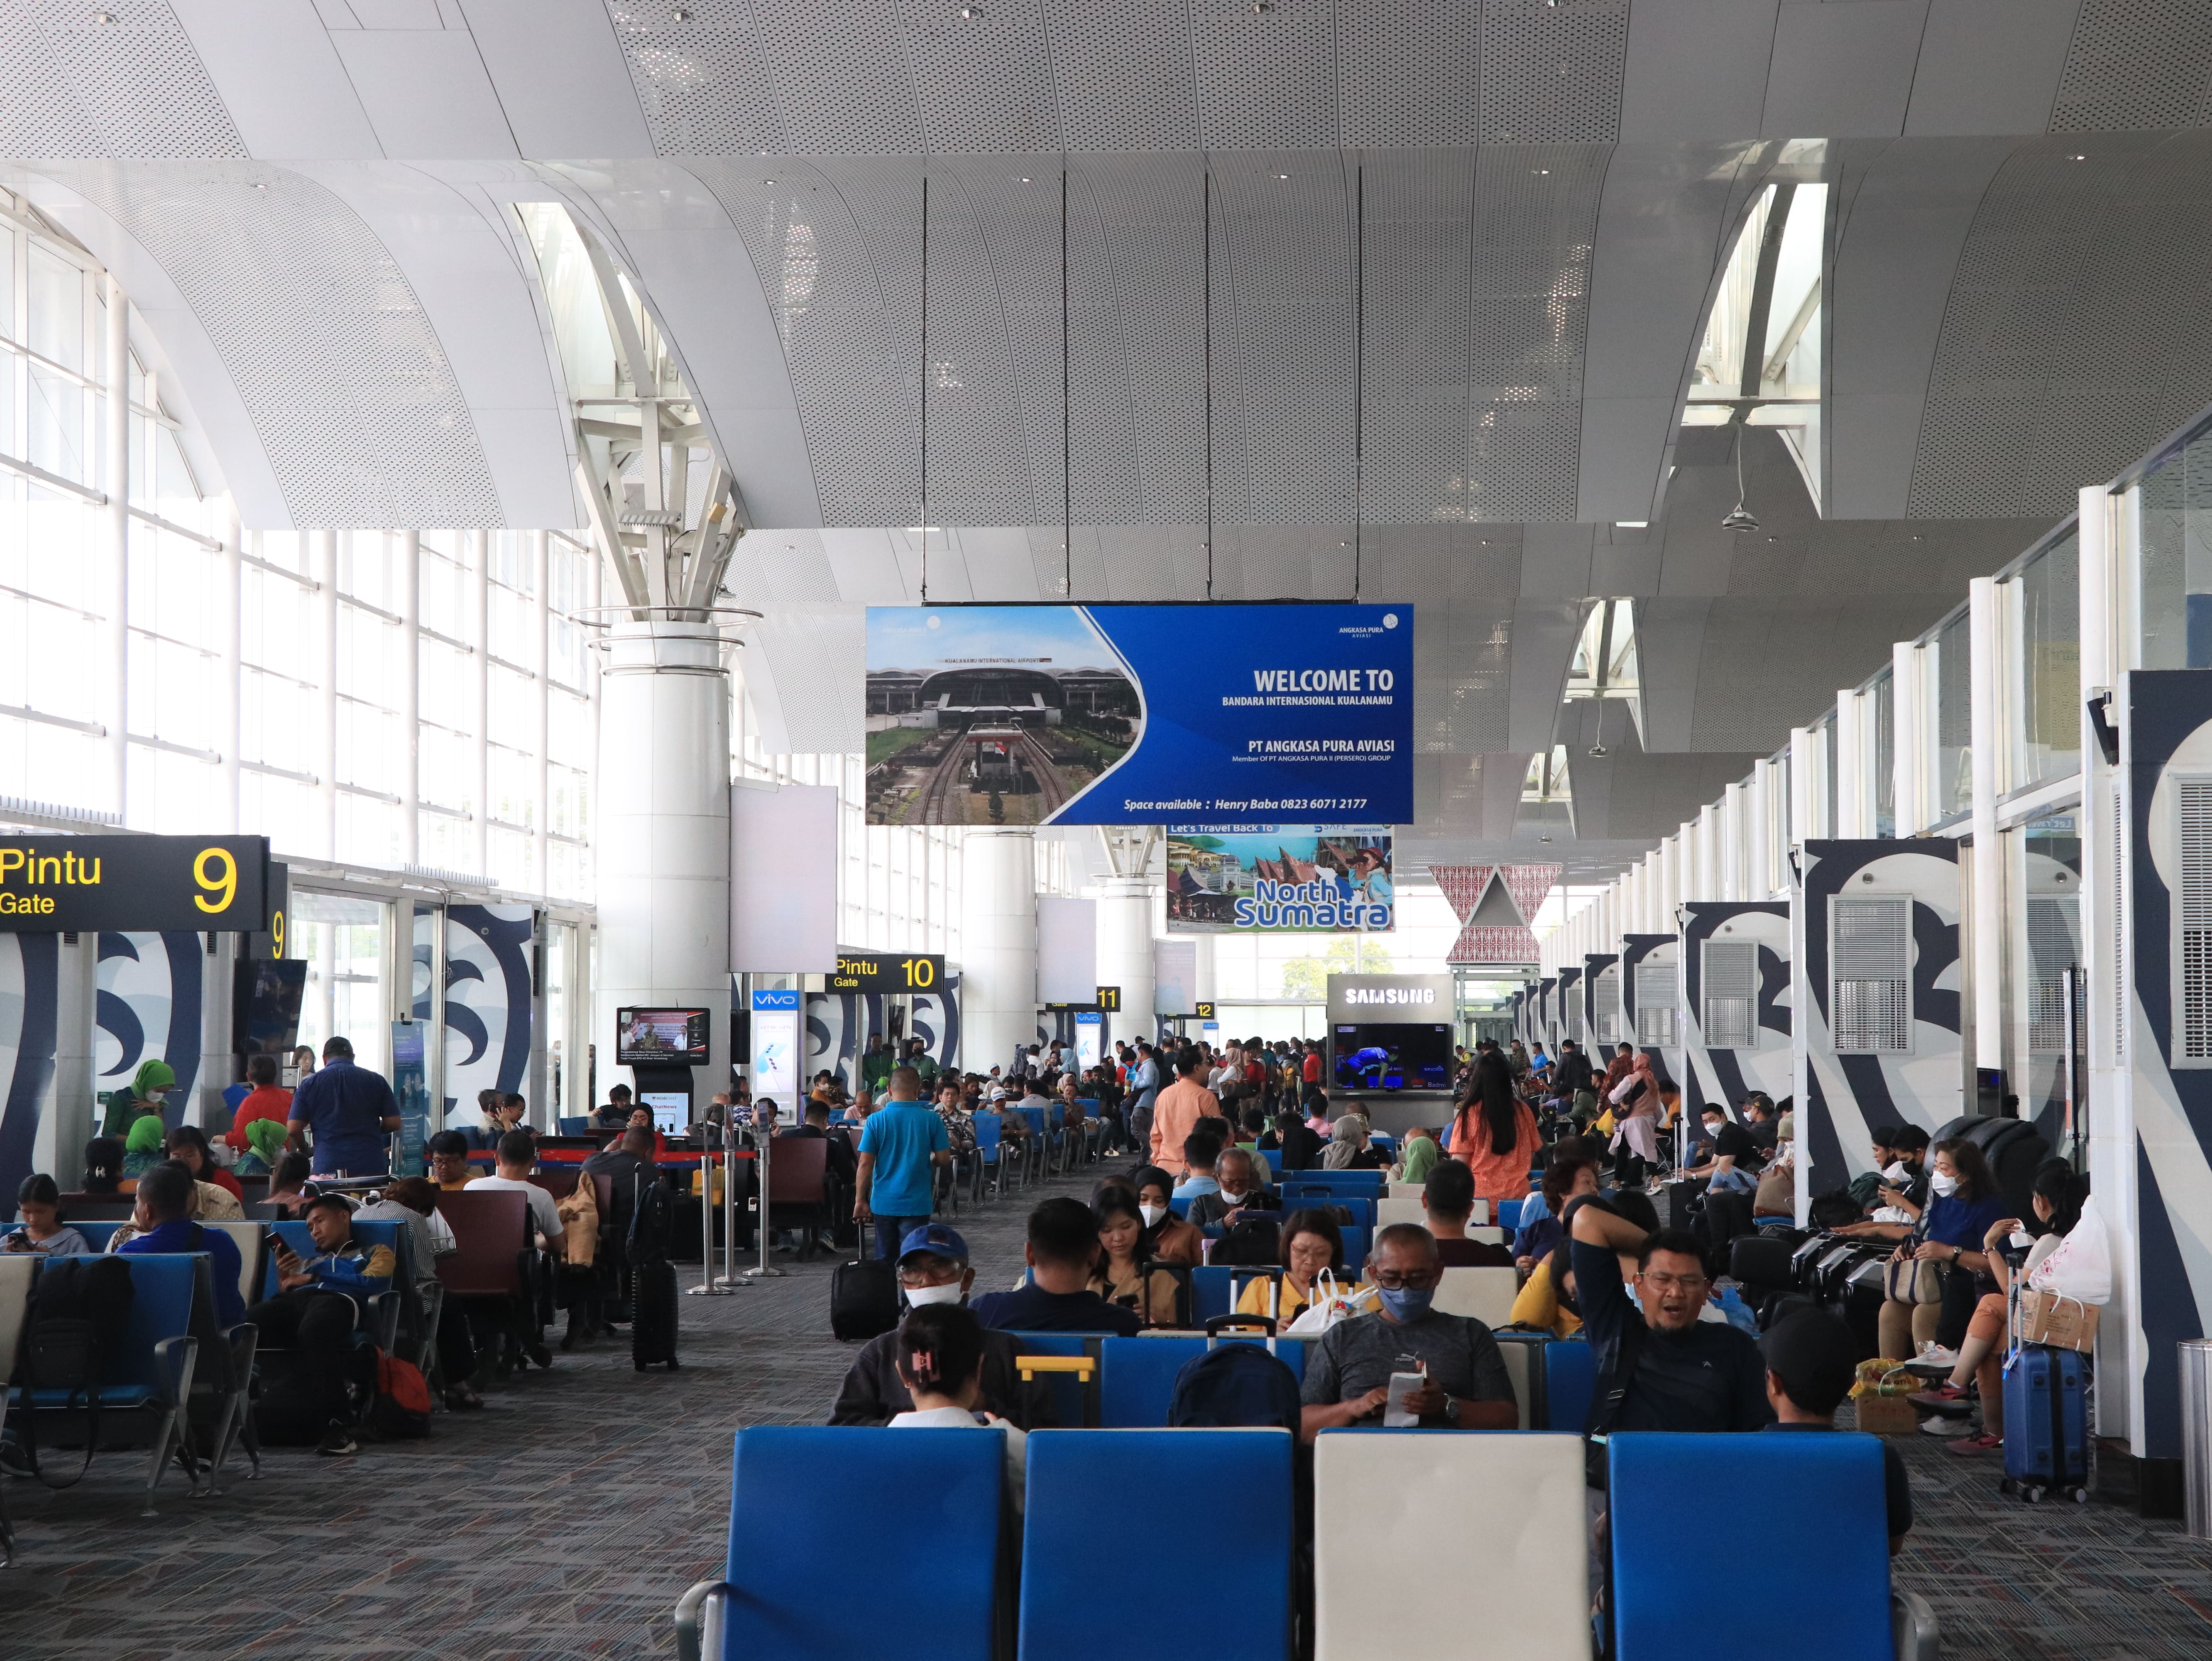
[886,1303,1026,1513]
[1908,1161,2096,1453]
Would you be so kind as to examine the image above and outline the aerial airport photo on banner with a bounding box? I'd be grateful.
[863,603,1413,828]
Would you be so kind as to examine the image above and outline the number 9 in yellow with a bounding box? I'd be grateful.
[270,909,285,958]
[194,846,237,915]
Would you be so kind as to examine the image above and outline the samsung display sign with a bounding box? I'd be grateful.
[1324,973,1454,1025]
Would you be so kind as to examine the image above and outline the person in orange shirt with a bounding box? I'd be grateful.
[225,1052,295,1150]
[1146,1047,1223,1176]
[1446,1052,1540,1205]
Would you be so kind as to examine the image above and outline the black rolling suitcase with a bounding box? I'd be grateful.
[831,1227,901,1342]
[1789,1233,1833,1290]
[631,1258,680,1371]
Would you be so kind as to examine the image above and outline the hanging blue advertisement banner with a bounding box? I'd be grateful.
[864,603,1412,826]
[390,1019,428,1175]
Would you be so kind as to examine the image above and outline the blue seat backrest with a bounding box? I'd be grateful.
[1169,1196,1193,1220]
[1003,1331,1095,1429]
[974,1117,1001,1154]
[724,1427,1002,1661]
[1101,1336,1303,1427]
[1545,1338,1595,1433]
[1337,1226,1370,1270]
[1290,1169,1385,1194]
[559,1117,589,1136]
[1192,1266,1233,1325]
[1610,1432,1891,1661]
[94,1254,198,1391]
[1497,1197,1523,1231]
[1020,1107,1046,1138]
[73,1221,122,1251]
[1021,1430,1292,1661]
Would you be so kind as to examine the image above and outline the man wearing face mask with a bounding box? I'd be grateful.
[1834,1125,1930,1240]
[1682,1105,1762,1192]
[828,1224,1056,1428]
[1299,1225,1520,1435]
[1185,1146,1279,1230]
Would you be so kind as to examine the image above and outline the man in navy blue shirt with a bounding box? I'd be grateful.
[1760,1307,1913,1553]
[285,1035,400,1176]
[116,1163,245,1328]
[970,1198,1142,1336]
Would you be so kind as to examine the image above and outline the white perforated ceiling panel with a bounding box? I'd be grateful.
[2049,0,2212,132]
[0,0,243,158]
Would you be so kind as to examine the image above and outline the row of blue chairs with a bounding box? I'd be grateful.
[675,1425,1933,1661]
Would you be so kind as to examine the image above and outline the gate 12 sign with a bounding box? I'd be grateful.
[0,835,269,932]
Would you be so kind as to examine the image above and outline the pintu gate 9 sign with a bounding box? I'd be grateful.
[0,835,270,931]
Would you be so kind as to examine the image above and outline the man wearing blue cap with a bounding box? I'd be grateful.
[827,1223,1054,1427]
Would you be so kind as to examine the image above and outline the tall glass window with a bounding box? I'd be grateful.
[1933,610,1972,820]
[2004,530,2080,792]
[2137,427,2212,669]
[1869,667,1896,837]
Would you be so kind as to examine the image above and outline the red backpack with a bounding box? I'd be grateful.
[366,1347,433,1439]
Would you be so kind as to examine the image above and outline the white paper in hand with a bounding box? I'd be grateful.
[1383,1371,1423,1428]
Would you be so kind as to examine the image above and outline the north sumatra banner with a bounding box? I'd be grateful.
[864,603,1413,826]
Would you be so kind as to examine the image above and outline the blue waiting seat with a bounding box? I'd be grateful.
[1284,1169,1385,1195]
[676,1427,1005,1661]
[8,1253,200,1514]
[1544,1336,1594,1433]
[1610,1432,1934,1659]
[1337,1225,1370,1270]
[1169,1196,1193,1220]
[1004,1331,1103,1429]
[970,1115,1003,1201]
[1497,1197,1524,1231]
[1101,1335,1304,1427]
[1022,1430,1293,1659]
[260,1220,406,1352]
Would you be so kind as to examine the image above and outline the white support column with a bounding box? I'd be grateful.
[1747,762,1772,898]
[39,935,100,1180]
[594,621,732,1096]
[219,495,242,833]
[1835,689,1865,837]
[472,530,492,879]
[103,274,129,820]
[1892,641,1921,836]
[563,920,592,1122]
[533,530,551,894]
[1697,802,1721,900]
[1789,727,1818,855]
[400,530,421,866]
[959,829,1038,1075]
[315,529,339,860]
[197,931,232,1131]
[1968,576,2004,1078]
[1722,781,1747,900]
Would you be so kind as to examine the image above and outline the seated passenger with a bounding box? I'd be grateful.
[1298,1223,1519,1434]
[235,1115,291,1178]
[2,1173,95,1256]
[1507,1238,1583,1338]
[1133,1166,1204,1266]
[1422,1159,1514,1267]
[82,1135,125,1193]
[266,1151,312,1216]
[1392,1122,1442,1186]
[1762,1306,1913,1553]
[1236,1208,1374,1324]
[1876,1136,2007,1362]
[969,1198,1143,1336]
[1187,1147,1278,1231]
[1089,1188,1186,1325]
[591,1083,634,1131]
[165,1123,246,1205]
[886,1303,1027,1512]
[122,1113,167,1178]
[427,1129,477,1192]
[1566,1194,1772,1431]
[249,1191,397,1456]
[830,1224,1051,1427]
[1514,1153,1599,1270]
[1263,1105,1322,1175]
[467,1130,567,1255]
[1321,1115,1385,1171]
[114,1163,245,1328]
[225,1051,295,1151]
[1682,1102,1762,1191]
[1171,1134,1221,1201]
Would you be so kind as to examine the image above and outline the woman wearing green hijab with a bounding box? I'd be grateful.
[100,1058,176,1141]
[122,1112,168,1177]
[235,1115,289,1176]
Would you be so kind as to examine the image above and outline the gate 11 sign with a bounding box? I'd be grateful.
[0,835,269,932]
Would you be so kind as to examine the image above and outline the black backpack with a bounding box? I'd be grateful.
[1211,1215,1282,1267]
[628,1172,676,1265]
[12,1254,135,1486]
[1167,1342,1302,1434]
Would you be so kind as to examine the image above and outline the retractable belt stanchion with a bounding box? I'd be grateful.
[722,1119,744,1288]
[688,1126,732,1296]
[745,1117,785,1279]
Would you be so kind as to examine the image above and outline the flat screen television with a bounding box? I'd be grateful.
[234,958,307,1059]
[1332,1022,1452,1091]
[616,1007,711,1066]
[640,1090,690,1134]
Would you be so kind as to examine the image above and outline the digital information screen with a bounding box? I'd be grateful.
[1331,1022,1453,1092]
[616,1007,711,1066]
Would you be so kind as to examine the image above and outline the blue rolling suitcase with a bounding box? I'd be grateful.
[1999,1341,2090,1503]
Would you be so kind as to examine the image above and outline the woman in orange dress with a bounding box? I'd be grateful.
[1446,1053,1540,1204]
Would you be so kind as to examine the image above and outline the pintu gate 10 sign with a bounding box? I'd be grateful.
[864,603,1413,827]
[0,835,269,931]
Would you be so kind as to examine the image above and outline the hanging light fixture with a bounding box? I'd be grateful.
[1588,698,1608,759]
[1721,422,1759,534]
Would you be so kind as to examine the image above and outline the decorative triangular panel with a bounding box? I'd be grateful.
[1430,863,1559,964]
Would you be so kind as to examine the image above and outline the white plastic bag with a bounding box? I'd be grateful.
[1283,1271,1377,1335]
[2028,1194,2113,1305]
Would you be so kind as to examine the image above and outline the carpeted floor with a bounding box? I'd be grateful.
[5,1170,2211,1659]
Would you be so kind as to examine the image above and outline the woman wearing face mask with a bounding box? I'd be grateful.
[102,1058,176,1142]
[1128,1166,1203,1265]
[1909,1162,2097,1454]
[1877,1137,2008,1362]
[1235,1209,1373,1323]
[1088,1189,1187,1326]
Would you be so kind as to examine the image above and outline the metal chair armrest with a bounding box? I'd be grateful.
[1892,1588,1938,1661]
[151,1335,199,1409]
[673,1579,729,1661]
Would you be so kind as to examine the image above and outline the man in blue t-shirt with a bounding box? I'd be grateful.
[856,1065,951,1261]
[285,1036,401,1176]
[116,1163,246,1328]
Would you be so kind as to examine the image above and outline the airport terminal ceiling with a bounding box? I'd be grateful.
[5,0,2212,875]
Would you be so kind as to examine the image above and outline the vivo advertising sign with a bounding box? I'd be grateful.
[1324,973,1455,1025]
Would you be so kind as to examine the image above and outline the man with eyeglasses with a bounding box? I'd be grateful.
[827,1223,1053,1428]
[1566,1194,1772,1435]
[1299,1224,1520,1436]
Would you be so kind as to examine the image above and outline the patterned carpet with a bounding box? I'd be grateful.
[6,1170,2211,1659]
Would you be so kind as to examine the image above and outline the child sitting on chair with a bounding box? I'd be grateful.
[888,1303,1028,1512]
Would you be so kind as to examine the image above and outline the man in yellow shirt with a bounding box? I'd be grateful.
[427,1130,477,1191]
[1148,1047,1223,1176]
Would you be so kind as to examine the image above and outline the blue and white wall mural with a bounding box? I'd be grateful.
[414,904,535,1123]
[1619,932,1679,1089]
[0,935,58,1210]
[802,974,962,1089]
[96,931,203,1127]
[1678,902,1791,1118]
